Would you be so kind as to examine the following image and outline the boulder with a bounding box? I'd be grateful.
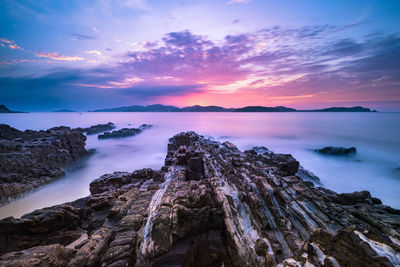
[75,122,115,135]
[0,125,88,205]
[315,146,357,156]
[98,124,152,139]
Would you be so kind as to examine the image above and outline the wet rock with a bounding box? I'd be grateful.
[0,132,399,266]
[296,165,321,183]
[334,190,374,205]
[0,124,23,140]
[301,228,396,267]
[315,146,357,156]
[0,199,88,255]
[252,146,273,154]
[0,124,88,205]
[0,244,75,267]
[186,157,204,180]
[98,124,152,139]
[75,122,115,135]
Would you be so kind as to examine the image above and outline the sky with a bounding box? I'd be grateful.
[0,0,399,111]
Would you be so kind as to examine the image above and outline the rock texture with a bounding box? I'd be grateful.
[0,124,88,205]
[1,132,400,266]
[98,124,152,139]
[76,122,115,135]
[315,146,357,156]
[296,166,321,183]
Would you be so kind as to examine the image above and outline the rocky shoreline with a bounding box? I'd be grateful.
[0,131,399,266]
[0,124,88,205]
[75,122,115,135]
[98,124,152,139]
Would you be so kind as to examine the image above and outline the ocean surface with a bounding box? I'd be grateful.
[0,112,399,219]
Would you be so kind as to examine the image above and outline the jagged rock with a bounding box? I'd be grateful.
[252,146,273,154]
[0,125,88,205]
[0,197,89,254]
[98,124,152,139]
[75,122,115,135]
[296,165,321,183]
[0,244,75,266]
[315,146,357,156]
[1,132,399,266]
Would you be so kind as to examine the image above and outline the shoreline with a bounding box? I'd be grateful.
[1,132,399,266]
[1,115,400,219]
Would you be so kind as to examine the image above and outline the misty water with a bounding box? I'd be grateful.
[0,112,399,219]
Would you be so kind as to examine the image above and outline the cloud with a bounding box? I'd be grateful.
[0,38,12,44]
[323,38,364,56]
[36,52,84,61]
[2,26,400,110]
[0,38,24,50]
[71,33,96,40]
[228,0,251,4]
[0,68,204,111]
[86,50,102,56]
[9,44,23,50]
[119,85,203,97]
[119,28,400,108]
[119,0,149,10]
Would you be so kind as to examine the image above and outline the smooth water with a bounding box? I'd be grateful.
[0,112,399,218]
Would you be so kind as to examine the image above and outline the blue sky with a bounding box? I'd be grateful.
[1,0,399,111]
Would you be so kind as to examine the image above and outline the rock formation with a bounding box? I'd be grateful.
[296,165,321,183]
[315,146,357,156]
[76,122,115,135]
[0,124,88,205]
[1,132,399,266]
[98,124,152,139]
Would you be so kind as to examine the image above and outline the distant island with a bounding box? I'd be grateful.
[92,104,376,112]
[0,104,24,113]
[53,109,75,112]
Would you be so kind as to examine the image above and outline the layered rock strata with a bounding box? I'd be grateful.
[0,124,88,205]
[1,132,399,266]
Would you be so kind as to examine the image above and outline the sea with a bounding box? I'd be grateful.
[0,112,399,219]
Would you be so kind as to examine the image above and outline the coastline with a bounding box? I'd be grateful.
[1,132,399,266]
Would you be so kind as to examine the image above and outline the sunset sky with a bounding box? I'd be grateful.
[1,0,399,111]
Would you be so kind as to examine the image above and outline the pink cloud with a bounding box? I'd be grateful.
[0,38,24,50]
[9,44,23,50]
[0,38,12,44]
[36,52,84,61]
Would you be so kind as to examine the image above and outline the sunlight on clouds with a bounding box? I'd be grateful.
[1,0,399,111]
[154,76,182,82]
[76,77,144,89]
[36,52,84,61]
[86,50,102,56]
[0,38,24,50]
[0,38,12,44]
[9,44,23,50]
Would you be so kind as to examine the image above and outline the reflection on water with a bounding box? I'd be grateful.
[0,112,399,218]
